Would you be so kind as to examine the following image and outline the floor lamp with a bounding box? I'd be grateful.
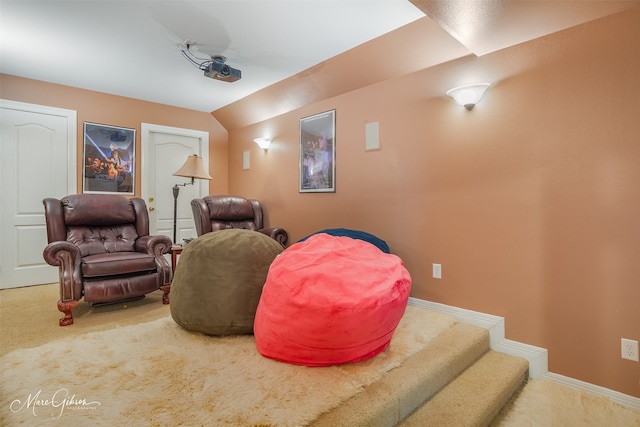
[172,154,212,243]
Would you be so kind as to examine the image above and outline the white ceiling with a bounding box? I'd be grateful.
[0,0,424,112]
[1,1,638,114]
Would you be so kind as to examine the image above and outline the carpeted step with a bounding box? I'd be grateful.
[310,321,490,427]
[398,350,529,427]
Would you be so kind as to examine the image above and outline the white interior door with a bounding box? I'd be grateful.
[0,100,77,289]
[141,123,210,243]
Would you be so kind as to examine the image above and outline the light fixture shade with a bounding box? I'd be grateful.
[172,154,212,180]
[254,137,272,150]
[446,83,491,110]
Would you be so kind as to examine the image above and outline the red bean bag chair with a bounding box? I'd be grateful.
[254,233,411,366]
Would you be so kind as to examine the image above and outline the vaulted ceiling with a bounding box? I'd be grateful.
[1,1,637,130]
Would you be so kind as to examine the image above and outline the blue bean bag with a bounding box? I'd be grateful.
[297,227,390,253]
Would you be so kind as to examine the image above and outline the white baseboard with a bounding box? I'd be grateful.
[408,297,640,412]
[408,297,548,378]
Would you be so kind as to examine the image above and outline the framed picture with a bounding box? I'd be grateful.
[83,122,135,194]
[299,109,336,192]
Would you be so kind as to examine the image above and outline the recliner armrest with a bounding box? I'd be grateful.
[42,241,82,302]
[259,228,288,247]
[135,235,173,286]
[43,240,81,266]
[135,235,173,255]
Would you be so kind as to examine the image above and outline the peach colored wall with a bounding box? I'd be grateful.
[2,10,638,399]
[0,75,229,196]
[227,11,640,397]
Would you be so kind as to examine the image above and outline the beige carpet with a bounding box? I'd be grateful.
[0,283,171,357]
[492,379,640,427]
[1,284,639,426]
[0,298,456,426]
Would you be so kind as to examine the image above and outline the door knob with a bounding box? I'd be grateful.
[149,207,155,211]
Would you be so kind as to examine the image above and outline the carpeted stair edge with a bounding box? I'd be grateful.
[399,350,529,427]
[310,322,490,427]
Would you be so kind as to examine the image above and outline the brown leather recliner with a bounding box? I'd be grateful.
[191,195,288,247]
[43,194,173,326]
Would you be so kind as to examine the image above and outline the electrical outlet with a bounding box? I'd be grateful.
[621,338,639,362]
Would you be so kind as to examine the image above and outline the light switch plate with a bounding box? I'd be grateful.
[433,263,442,279]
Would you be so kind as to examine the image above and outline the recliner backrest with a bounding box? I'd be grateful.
[203,195,263,232]
[43,194,150,257]
[66,225,138,256]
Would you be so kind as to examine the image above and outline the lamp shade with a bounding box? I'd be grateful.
[446,83,491,110]
[254,137,272,150]
[172,154,212,180]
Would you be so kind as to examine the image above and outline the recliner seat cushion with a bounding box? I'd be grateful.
[81,252,156,277]
[254,233,411,366]
[170,229,284,335]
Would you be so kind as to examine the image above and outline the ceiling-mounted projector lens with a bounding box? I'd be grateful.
[203,61,241,82]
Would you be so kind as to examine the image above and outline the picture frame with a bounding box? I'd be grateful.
[299,109,336,192]
[82,122,135,195]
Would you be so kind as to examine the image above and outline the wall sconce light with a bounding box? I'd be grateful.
[446,83,491,110]
[253,137,272,150]
[172,154,212,243]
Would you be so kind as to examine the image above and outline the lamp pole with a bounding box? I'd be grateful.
[172,154,212,244]
[172,178,195,244]
[172,184,180,244]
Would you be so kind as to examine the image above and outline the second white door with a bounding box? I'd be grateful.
[141,123,210,243]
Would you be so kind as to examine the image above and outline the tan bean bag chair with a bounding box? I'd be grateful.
[170,228,284,335]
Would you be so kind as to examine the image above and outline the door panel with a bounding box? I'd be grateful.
[141,124,209,243]
[0,101,76,288]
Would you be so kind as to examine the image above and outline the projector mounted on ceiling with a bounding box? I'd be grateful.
[180,42,241,83]
[204,56,241,82]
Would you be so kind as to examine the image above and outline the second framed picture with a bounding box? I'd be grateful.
[299,109,335,193]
